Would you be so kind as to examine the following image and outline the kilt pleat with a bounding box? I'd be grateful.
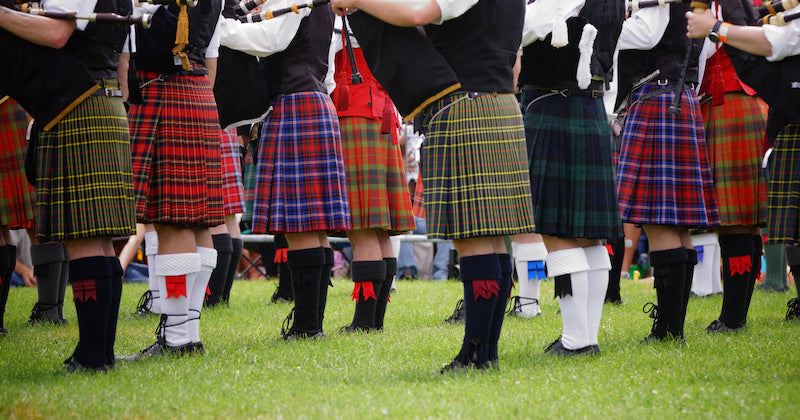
[220,128,244,215]
[0,98,35,229]
[767,123,800,244]
[702,92,769,227]
[522,90,623,240]
[339,116,414,234]
[616,82,720,228]
[419,92,535,240]
[240,149,256,225]
[35,94,136,242]
[128,70,224,227]
[252,91,351,234]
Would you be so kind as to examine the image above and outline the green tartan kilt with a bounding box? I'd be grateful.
[35,93,135,242]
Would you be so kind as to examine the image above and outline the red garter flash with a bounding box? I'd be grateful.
[72,279,97,302]
[606,244,614,256]
[729,255,752,276]
[472,279,500,300]
[273,248,288,264]
[351,282,376,302]
[165,275,188,299]
[205,285,211,297]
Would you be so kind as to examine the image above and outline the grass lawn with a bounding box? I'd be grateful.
[1,276,798,419]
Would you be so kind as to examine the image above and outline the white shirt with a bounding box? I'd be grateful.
[45,0,98,31]
[218,0,310,57]
[763,17,800,61]
[521,0,584,47]
[433,0,479,24]
[616,4,670,51]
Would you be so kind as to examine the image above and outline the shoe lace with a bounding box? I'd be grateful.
[787,298,800,318]
[642,302,661,334]
[280,308,295,338]
[543,336,562,352]
[505,296,539,316]
[444,299,465,323]
[135,290,153,313]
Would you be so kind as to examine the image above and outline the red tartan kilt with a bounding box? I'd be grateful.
[129,70,224,227]
[220,129,244,215]
[0,98,35,229]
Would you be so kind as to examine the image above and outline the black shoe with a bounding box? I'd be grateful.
[787,298,800,321]
[443,299,466,324]
[186,342,205,355]
[605,297,624,305]
[505,296,541,318]
[270,289,292,304]
[757,283,786,293]
[0,327,6,336]
[543,337,600,356]
[439,357,492,374]
[117,338,192,362]
[338,324,371,334]
[279,308,325,340]
[28,303,66,325]
[62,355,110,374]
[705,318,743,333]
[131,290,154,318]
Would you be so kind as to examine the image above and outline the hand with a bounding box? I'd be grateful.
[16,263,36,287]
[330,0,357,16]
[686,9,717,39]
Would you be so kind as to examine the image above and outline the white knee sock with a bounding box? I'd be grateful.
[546,248,591,350]
[513,242,548,317]
[690,233,720,296]
[145,231,162,314]
[584,245,611,346]
[156,253,201,348]
[190,247,217,344]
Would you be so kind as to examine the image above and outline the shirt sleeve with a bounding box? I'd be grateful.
[206,13,223,59]
[218,4,310,57]
[764,19,800,62]
[432,0,480,24]
[44,0,98,31]
[616,4,670,51]
[521,0,585,47]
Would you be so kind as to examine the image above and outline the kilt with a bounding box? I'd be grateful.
[251,91,351,234]
[240,149,256,226]
[419,92,535,240]
[339,116,414,234]
[35,91,136,242]
[128,70,224,227]
[616,82,720,228]
[767,123,800,244]
[701,92,768,227]
[522,90,623,240]
[0,98,35,229]
[220,128,244,215]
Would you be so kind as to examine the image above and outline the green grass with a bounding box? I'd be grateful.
[1,277,799,419]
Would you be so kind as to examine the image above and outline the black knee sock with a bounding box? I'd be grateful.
[318,247,334,331]
[346,260,386,330]
[275,235,293,301]
[374,257,396,330]
[742,235,763,325]
[488,254,512,362]
[648,248,688,340]
[606,237,625,302]
[69,256,113,369]
[223,237,243,303]
[287,247,325,334]
[58,244,70,323]
[0,245,15,332]
[718,234,755,328]
[206,234,232,306]
[787,245,800,301]
[107,257,124,367]
[30,243,64,323]
[458,254,502,366]
[681,248,698,338]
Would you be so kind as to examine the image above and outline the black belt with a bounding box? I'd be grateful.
[91,87,123,98]
[521,81,605,99]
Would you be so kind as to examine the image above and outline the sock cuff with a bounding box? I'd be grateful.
[69,256,112,281]
[108,257,124,278]
[155,253,202,276]
[30,242,66,265]
[324,247,334,266]
[351,260,387,283]
[752,235,764,256]
[719,234,755,258]
[690,232,718,247]
[383,257,398,277]
[144,231,159,256]
[287,247,326,270]
[649,247,689,267]
[498,253,512,275]
[513,242,548,261]
[211,233,233,254]
[231,237,243,251]
[584,245,611,271]
[686,248,698,266]
[545,248,589,278]
[786,244,800,266]
[459,254,501,282]
[197,247,218,269]
[274,234,289,249]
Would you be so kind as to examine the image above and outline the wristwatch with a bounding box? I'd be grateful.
[708,21,723,43]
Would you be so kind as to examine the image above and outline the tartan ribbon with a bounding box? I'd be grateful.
[472,279,500,301]
[274,248,288,264]
[165,274,188,299]
[351,282,376,302]
[72,279,98,302]
[695,246,704,262]
[729,255,752,276]
[527,260,546,281]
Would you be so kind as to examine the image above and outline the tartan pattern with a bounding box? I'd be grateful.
[0,98,35,229]
[701,92,769,227]
[128,70,224,227]
[339,116,415,234]
[522,90,623,240]
[35,94,136,242]
[240,149,256,224]
[220,129,244,215]
[419,92,535,240]
[616,82,720,228]
[251,91,351,234]
[767,123,800,244]
[412,174,425,219]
